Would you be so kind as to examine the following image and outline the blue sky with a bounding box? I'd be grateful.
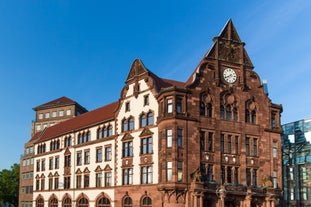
[1,0,311,170]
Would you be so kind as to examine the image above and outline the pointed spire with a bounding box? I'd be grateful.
[218,19,241,42]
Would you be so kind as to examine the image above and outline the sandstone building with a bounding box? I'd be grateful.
[19,20,283,207]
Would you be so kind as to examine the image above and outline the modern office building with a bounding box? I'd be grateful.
[19,97,88,207]
[282,118,311,207]
[20,20,283,207]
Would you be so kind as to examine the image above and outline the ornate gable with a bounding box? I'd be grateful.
[139,127,154,137]
[95,165,103,172]
[126,59,148,83]
[206,19,253,67]
[121,133,134,141]
[103,164,112,171]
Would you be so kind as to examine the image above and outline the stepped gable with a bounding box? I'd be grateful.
[30,101,118,142]
[185,19,253,87]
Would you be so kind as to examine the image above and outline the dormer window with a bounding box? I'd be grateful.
[125,102,130,112]
[144,95,149,106]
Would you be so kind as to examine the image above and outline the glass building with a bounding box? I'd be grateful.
[282,118,311,207]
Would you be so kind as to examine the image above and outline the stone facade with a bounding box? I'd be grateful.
[19,20,282,207]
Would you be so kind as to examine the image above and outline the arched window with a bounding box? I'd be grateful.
[97,197,111,207]
[141,196,152,207]
[123,197,132,207]
[49,198,58,207]
[251,110,256,124]
[129,118,134,130]
[200,101,205,116]
[207,103,213,118]
[233,107,238,121]
[86,131,91,142]
[140,114,146,127]
[108,125,113,136]
[245,109,250,123]
[63,197,72,207]
[78,134,83,144]
[77,197,89,207]
[122,119,128,132]
[103,127,107,137]
[147,112,153,125]
[226,105,232,120]
[220,105,225,119]
[97,128,102,139]
[36,198,44,207]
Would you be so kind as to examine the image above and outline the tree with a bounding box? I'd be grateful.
[0,163,20,207]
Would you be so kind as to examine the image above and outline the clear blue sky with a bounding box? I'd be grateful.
[1,0,311,170]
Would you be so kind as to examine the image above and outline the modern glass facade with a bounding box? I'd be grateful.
[282,118,311,207]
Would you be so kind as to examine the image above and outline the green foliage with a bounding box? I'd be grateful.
[0,163,20,207]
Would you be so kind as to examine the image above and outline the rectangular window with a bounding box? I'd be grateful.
[167,161,172,181]
[144,95,149,106]
[66,109,71,116]
[141,166,153,184]
[64,176,70,189]
[41,178,45,190]
[221,166,225,184]
[77,152,82,165]
[84,174,89,188]
[123,168,133,185]
[45,112,50,118]
[167,129,172,147]
[301,166,307,180]
[54,177,59,190]
[52,111,56,117]
[36,180,39,190]
[302,187,308,200]
[49,158,53,170]
[176,97,182,113]
[208,132,213,151]
[253,139,257,156]
[246,137,250,156]
[125,102,130,112]
[96,173,102,187]
[271,112,276,127]
[177,129,183,148]
[273,142,277,158]
[123,141,133,157]
[84,151,90,164]
[64,155,71,167]
[235,136,239,154]
[290,188,294,200]
[59,110,64,117]
[273,171,277,188]
[96,148,102,162]
[141,137,153,154]
[252,169,257,186]
[227,135,232,154]
[207,164,213,182]
[105,172,112,187]
[220,134,224,153]
[234,167,239,184]
[167,98,173,113]
[246,168,251,186]
[49,178,53,190]
[55,157,59,169]
[177,161,183,182]
[200,131,205,151]
[76,175,82,188]
[105,146,112,161]
[39,113,43,119]
[36,160,40,172]
[227,166,232,183]
[41,160,45,171]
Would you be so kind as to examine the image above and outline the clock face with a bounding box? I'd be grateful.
[223,68,237,83]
